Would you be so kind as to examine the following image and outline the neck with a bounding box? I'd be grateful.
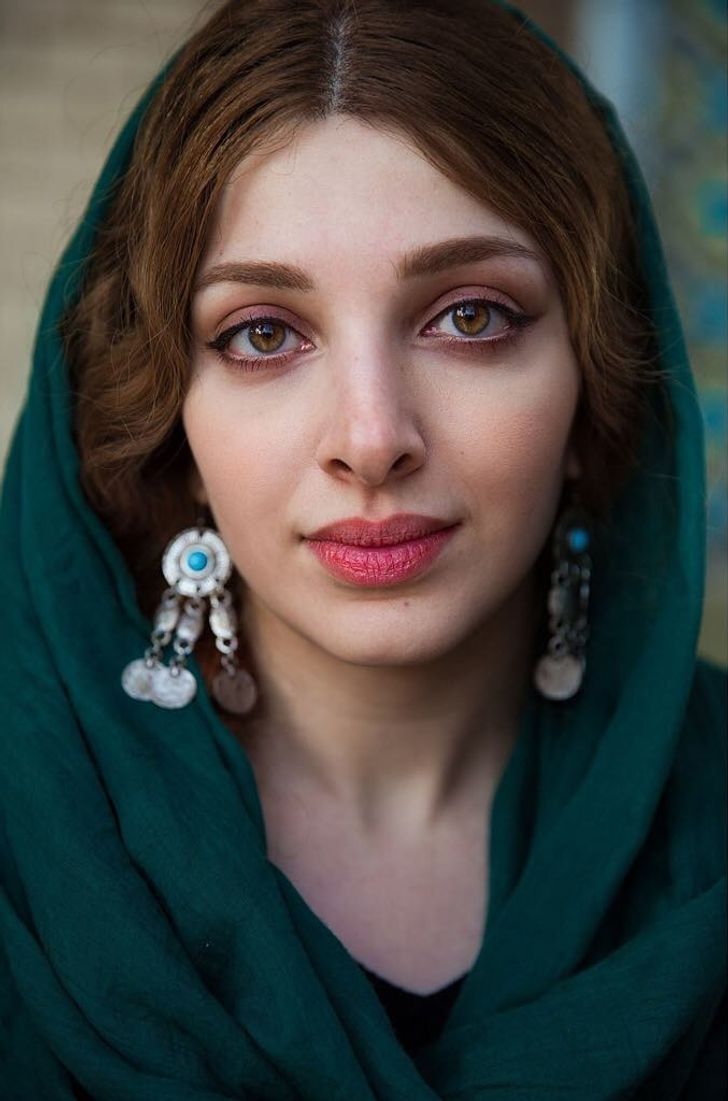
[233,575,539,840]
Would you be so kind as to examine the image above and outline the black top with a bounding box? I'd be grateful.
[359,963,468,1053]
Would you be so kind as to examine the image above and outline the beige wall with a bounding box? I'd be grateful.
[1,0,724,663]
[0,0,207,457]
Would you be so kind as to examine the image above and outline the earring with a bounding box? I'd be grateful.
[121,521,258,714]
[533,506,592,701]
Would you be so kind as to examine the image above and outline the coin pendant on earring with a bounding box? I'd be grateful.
[121,659,157,701]
[212,669,258,715]
[151,665,198,709]
[533,653,584,700]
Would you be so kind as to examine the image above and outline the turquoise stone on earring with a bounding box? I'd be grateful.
[162,527,231,598]
[567,527,590,554]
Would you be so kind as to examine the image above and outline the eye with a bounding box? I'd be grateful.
[206,294,534,374]
[207,315,310,369]
[422,297,530,345]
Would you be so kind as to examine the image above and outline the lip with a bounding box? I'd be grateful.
[306,513,454,546]
[304,513,459,587]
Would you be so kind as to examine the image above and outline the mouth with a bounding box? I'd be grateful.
[303,514,460,587]
[306,513,456,546]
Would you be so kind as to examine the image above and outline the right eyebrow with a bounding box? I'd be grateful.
[194,260,314,294]
[193,234,547,294]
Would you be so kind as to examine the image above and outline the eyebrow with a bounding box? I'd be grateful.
[193,234,546,293]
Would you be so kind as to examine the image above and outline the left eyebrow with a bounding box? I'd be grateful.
[193,234,547,294]
[395,234,547,280]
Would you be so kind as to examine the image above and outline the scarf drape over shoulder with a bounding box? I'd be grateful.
[1,2,725,1098]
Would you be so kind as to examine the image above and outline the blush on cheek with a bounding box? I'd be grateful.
[462,399,576,560]
[183,382,306,558]
[191,447,291,572]
[505,413,573,475]
[464,395,577,478]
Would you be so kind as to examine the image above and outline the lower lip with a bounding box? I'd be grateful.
[305,526,458,587]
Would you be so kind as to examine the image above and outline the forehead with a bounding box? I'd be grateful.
[199,116,550,282]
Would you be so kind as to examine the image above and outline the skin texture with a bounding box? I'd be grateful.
[183,115,581,849]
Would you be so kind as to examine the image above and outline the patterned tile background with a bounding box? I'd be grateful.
[651,0,727,662]
[1,0,725,662]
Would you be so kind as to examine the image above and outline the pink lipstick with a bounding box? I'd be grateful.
[304,513,459,587]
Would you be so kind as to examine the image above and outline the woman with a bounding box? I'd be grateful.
[0,0,725,1097]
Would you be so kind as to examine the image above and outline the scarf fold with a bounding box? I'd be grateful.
[1,3,725,1098]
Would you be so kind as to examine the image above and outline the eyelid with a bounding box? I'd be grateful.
[205,286,532,370]
[210,285,522,343]
[421,295,523,341]
[420,285,523,327]
[211,304,310,345]
[206,316,311,369]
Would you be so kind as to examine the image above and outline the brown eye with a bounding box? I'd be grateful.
[421,297,532,355]
[248,319,287,353]
[451,302,491,336]
[207,313,312,371]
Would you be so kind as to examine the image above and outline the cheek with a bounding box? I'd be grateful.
[473,405,572,486]
[453,356,580,542]
[182,384,297,560]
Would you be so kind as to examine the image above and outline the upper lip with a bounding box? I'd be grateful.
[306,513,456,546]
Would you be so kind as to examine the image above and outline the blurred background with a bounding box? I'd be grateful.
[0,0,725,663]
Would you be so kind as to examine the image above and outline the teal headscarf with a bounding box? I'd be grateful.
[1,2,725,1098]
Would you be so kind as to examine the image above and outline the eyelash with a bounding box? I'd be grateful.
[205,296,534,373]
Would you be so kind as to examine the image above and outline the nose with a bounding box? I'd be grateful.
[314,350,426,488]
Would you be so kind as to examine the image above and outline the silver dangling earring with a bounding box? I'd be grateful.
[533,506,592,701]
[121,520,258,714]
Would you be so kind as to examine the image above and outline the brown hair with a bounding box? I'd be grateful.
[62,0,664,634]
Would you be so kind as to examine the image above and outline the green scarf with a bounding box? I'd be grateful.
[1,4,725,1098]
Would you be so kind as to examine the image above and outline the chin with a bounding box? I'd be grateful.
[311,614,477,669]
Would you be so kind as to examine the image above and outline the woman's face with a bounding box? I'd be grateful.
[184,116,581,667]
